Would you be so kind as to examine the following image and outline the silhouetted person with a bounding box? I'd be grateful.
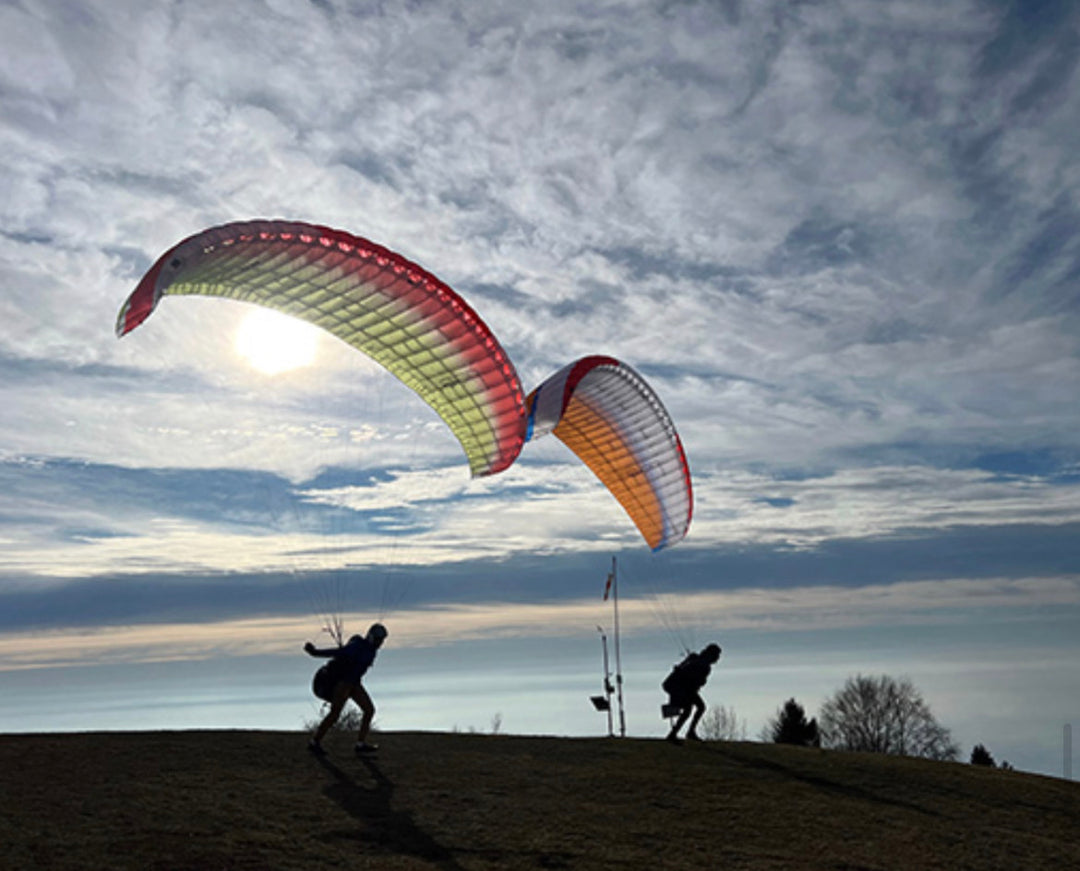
[305,622,388,756]
[662,642,721,744]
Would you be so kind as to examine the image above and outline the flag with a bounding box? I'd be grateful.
[603,572,614,601]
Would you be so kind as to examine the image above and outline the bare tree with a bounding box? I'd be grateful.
[819,674,959,761]
[697,705,747,741]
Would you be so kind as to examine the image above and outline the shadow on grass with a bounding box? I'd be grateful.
[316,753,465,871]
[712,745,941,818]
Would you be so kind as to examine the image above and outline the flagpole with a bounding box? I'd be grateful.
[612,555,626,738]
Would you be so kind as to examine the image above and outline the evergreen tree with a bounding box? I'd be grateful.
[970,744,996,767]
[767,698,821,747]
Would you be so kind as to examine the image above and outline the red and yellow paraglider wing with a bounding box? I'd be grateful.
[526,356,692,550]
[117,220,525,476]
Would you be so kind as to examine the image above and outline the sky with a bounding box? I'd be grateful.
[1,0,1079,778]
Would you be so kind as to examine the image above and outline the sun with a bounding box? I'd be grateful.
[235,309,319,375]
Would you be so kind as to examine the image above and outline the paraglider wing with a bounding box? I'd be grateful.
[117,220,526,476]
[525,356,692,550]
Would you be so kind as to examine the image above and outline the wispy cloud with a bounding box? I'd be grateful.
[3,1,1078,488]
[3,571,1077,673]
[4,450,1078,583]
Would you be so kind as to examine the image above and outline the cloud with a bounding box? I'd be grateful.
[0,0,1078,635]
[4,447,1080,588]
[5,0,1080,777]
[2,571,1077,672]
[691,464,1080,547]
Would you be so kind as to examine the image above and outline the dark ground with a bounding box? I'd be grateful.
[1,730,1077,870]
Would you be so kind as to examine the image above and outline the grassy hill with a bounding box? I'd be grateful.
[1,730,1077,870]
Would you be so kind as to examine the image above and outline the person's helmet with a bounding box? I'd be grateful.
[347,634,363,646]
[367,623,389,644]
[703,643,721,662]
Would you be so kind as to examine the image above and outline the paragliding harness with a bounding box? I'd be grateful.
[660,652,700,718]
[312,656,349,703]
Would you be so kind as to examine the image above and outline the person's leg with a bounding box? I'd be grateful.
[685,695,706,739]
[351,683,375,744]
[313,681,351,745]
[667,696,691,741]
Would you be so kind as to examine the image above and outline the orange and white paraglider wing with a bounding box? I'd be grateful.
[525,356,692,550]
[116,220,526,477]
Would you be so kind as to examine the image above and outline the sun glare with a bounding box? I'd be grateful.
[235,309,319,375]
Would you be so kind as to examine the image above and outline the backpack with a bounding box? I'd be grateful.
[312,657,347,702]
[661,652,699,695]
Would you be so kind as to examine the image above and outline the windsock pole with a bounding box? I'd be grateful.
[597,626,614,737]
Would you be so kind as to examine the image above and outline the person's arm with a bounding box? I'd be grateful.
[304,641,340,658]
